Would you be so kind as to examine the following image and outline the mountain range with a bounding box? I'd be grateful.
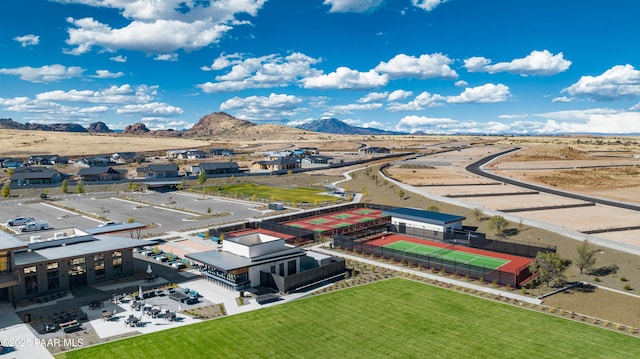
[0,113,402,137]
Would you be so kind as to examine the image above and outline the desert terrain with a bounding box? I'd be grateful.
[2,130,640,326]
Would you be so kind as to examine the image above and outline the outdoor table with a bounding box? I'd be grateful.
[101,310,113,321]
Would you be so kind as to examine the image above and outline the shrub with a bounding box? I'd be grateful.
[620,276,628,282]
[624,284,632,291]
[593,277,601,282]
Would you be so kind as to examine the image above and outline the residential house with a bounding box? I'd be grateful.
[76,167,127,182]
[209,148,234,156]
[301,155,333,165]
[192,162,240,176]
[136,164,179,179]
[166,150,187,158]
[112,152,145,164]
[10,166,63,186]
[297,147,319,155]
[28,155,69,166]
[81,156,113,167]
[178,150,208,160]
[264,150,293,160]
[252,158,300,172]
[0,158,24,168]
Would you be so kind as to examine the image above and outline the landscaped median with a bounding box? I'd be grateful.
[55,278,640,358]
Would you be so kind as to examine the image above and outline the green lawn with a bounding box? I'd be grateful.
[57,279,640,359]
[209,183,336,203]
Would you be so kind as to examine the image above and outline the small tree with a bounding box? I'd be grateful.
[426,205,440,212]
[1,182,10,198]
[61,178,68,194]
[198,171,207,186]
[75,180,85,194]
[473,208,484,221]
[397,189,405,199]
[530,251,570,287]
[576,239,597,274]
[488,215,509,236]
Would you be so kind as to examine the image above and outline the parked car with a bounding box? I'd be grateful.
[19,221,49,232]
[7,217,35,226]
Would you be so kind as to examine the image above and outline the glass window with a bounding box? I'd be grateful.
[46,262,58,270]
[23,266,37,274]
[0,251,9,273]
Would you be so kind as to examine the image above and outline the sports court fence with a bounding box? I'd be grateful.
[387,224,554,258]
[469,236,556,258]
[264,202,393,224]
[333,235,531,287]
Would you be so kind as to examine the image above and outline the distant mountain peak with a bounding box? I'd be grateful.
[296,117,403,135]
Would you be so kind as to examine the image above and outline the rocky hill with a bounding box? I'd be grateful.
[0,118,114,133]
[88,121,112,133]
[186,112,256,137]
[297,118,403,135]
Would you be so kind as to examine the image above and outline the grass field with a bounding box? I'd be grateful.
[208,183,337,203]
[56,279,640,359]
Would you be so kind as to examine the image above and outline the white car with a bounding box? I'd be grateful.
[8,217,35,226]
[98,221,123,227]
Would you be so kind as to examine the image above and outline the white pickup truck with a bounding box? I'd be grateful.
[19,221,49,232]
[7,217,35,226]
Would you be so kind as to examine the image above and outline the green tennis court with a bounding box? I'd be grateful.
[384,240,508,269]
[356,217,375,223]
[309,218,331,225]
[356,209,376,214]
[332,213,353,219]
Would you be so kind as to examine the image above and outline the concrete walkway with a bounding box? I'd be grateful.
[0,304,55,359]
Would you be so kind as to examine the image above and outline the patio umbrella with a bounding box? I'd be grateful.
[146,263,152,274]
[139,284,144,301]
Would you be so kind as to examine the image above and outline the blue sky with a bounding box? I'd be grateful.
[1,0,640,134]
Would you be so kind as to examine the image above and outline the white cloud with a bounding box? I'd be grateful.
[36,84,157,104]
[412,0,447,12]
[329,102,383,114]
[154,53,178,61]
[562,64,640,100]
[375,53,458,79]
[141,118,192,131]
[388,89,413,102]
[60,0,267,55]
[535,108,640,133]
[91,70,125,79]
[220,93,303,120]
[110,55,127,62]
[302,67,388,90]
[362,120,385,128]
[0,64,84,83]
[464,50,571,76]
[552,96,573,103]
[388,91,444,111]
[359,92,389,103]
[0,96,109,122]
[14,34,40,47]
[499,114,528,119]
[199,52,322,93]
[454,80,468,87]
[398,115,456,127]
[116,102,183,116]
[323,0,383,13]
[447,83,510,103]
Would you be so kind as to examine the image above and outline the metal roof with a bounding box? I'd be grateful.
[14,236,156,267]
[383,207,466,224]
[0,231,28,251]
[186,247,305,271]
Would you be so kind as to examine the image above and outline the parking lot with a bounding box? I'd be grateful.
[1,191,268,236]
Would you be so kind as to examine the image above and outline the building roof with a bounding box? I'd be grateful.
[383,207,466,224]
[10,166,60,180]
[186,246,304,271]
[199,162,239,170]
[0,231,28,251]
[77,167,125,175]
[137,164,178,173]
[14,236,156,267]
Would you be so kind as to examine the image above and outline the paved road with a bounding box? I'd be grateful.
[465,148,640,212]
